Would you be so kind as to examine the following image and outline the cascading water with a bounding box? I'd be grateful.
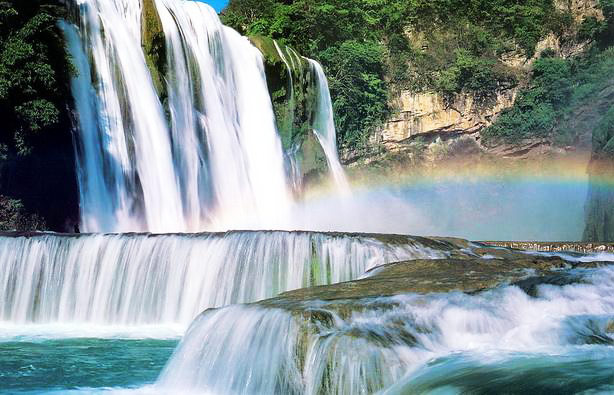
[309,59,351,193]
[62,0,350,233]
[157,265,614,394]
[6,1,612,393]
[65,0,185,233]
[0,231,444,326]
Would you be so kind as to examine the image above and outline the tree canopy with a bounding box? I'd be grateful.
[0,0,71,156]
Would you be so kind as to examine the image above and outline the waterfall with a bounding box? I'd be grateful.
[62,0,351,233]
[309,59,351,193]
[0,231,445,325]
[157,266,614,394]
[63,0,293,233]
[66,0,185,233]
[273,40,296,138]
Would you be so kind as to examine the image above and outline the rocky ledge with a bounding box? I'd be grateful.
[258,240,613,318]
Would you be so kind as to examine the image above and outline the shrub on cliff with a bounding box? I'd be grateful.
[593,106,614,156]
[579,0,614,47]
[482,56,572,144]
[318,41,388,146]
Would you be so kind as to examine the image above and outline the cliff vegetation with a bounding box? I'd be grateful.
[222,0,572,148]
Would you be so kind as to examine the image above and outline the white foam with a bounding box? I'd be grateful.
[0,323,184,341]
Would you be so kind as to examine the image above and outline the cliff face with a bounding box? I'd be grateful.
[141,0,167,99]
[343,0,605,165]
[373,89,517,147]
[560,0,604,22]
[584,96,614,242]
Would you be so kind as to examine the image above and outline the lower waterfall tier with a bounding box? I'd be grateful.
[0,231,450,325]
[158,251,614,394]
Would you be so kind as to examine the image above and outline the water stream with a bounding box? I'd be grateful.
[158,266,614,394]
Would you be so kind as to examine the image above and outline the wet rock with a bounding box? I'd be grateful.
[248,36,328,185]
[512,273,585,298]
[141,0,167,98]
[262,255,574,309]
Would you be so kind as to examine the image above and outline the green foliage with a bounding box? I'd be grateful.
[483,56,573,144]
[484,46,614,145]
[318,41,388,145]
[434,49,516,104]
[0,195,45,231]
[223,0,561,147]
[577,0,614,47]
[0,0,71,156]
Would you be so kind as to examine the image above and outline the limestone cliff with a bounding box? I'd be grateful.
[345,0,606,165]
[584,103,614,242]
[371,89,517,148]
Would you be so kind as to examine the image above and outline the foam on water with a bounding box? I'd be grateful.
[0,323,184,342]
[528,250,614,263]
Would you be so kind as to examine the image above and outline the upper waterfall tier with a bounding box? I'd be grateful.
[62,0,347,234]
[0,231,449,326]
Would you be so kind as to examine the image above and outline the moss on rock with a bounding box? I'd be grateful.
[141,0,167,101]
[249,35,329,183]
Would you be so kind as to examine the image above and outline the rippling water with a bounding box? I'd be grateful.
[0,337,176,393]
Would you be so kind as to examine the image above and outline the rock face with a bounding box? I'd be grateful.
[372,90,517,148]
[261,241,600,306]
[557,0,604,22]
[346,0,605,166]
[249,36,316,150]
[263,256,571,304]
[584,159,614,242]
[583,82,614,241]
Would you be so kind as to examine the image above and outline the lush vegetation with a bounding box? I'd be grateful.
[0,0,71,157]
[222,0,567,146]
[483,0,614,145]
[0,0,75,231]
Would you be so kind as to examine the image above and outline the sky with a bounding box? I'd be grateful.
[197,0,229,12]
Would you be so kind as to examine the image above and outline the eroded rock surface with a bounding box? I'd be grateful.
[259,240,612,318]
